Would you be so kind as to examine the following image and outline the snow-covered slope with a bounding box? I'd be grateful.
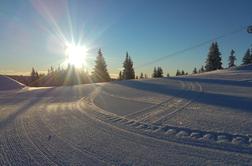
[0,66,252,165]
[0,75,25,90]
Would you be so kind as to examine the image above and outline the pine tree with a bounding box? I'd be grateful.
[205,42,222,71]
[118,71,123,80]
[193,67,197,74]
[242,49,251,65]
[228,49,236,68]
[35,71,39,80]
[122,52,135,79]
[140,73,144,79]
[181,70,185,75]
[199,65,205,73]
[92,49,111,82]
[176,69,181,76]
[157,67,163,77]
[152,67,157,78]
[166,73,170,77]
[31,67,37,82]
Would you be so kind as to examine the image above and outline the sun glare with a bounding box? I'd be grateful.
[65,44,88,68]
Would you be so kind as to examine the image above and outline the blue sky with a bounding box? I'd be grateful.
[0,0,251,76]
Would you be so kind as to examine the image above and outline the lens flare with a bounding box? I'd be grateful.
[65,43,88,68]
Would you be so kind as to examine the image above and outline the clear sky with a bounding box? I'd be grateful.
[0,0,251,77]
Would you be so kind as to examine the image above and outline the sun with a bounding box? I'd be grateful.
[65,43,88,68]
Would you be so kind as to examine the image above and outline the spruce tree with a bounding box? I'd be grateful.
[199,65,205,73]
[205,42,222,71]
[118,71,123,80]
[181,70,185,75]
[152,67,157,78]
[193,67,197,74]
[242,49,251,65]
[140,73,144,79]
[92,49,111,82]
[157,67,163,77]
[31,68,36,82]
[122,52,135,79]
[228,49,236,68]
[176,69,181,76]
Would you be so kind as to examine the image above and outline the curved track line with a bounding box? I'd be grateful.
[124,80,186,119]
[20,114,58,166]
[152,81,203,124]
[76,97,252,157]
[36,103,112,165]
[133,81,193,122]
[76,86,252,156]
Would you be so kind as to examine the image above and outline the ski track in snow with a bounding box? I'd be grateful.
[1,67,252,165]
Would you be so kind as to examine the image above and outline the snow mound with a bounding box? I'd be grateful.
[0,75,25,90]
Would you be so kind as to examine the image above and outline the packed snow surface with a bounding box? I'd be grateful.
[1,65,252,165]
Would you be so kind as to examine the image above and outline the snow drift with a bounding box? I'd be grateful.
[0,75,25,90]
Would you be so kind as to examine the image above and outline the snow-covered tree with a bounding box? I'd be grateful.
[205,42,222,71]
[92,49,111,82]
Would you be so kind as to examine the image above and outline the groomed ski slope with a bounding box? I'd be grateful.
[0,65,252,165]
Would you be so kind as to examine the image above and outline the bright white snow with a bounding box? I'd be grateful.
[1,65,252,165]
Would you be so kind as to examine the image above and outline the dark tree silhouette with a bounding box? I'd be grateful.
[242,49,252,65]
[228,49,236,68]
[118,71,123,80]
[92,49,111,82]
[176,69,181,76]
[31,67,39,82]
[140,72,144,79]
[152,66,163,78]
[199,65,205,73]
[122,52,135,79]
[152,67,157,78]
[193,67,197,74]
[157,67,163,77]
[181,70,185,75]
[205,42,222,71]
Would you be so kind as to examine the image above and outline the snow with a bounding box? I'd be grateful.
[0,75,25,91]
[1,65,252,165]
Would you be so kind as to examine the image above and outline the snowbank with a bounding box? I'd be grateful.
[0,75,25,90]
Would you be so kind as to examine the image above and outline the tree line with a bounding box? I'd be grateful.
[191,42,252,74]
[27,41,252,86]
